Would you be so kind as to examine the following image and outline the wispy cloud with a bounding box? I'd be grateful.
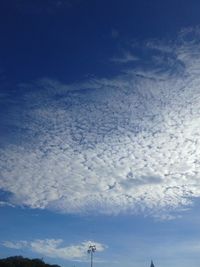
[1,27,200,219]
[111,51,139,63]
[2,239,106,261]
[0,201,15,207]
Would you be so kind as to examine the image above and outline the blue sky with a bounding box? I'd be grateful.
[1,1,200,267]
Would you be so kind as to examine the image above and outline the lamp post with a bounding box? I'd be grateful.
[87,245,96,267]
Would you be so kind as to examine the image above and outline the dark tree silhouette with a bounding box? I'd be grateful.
[0,256,61,267]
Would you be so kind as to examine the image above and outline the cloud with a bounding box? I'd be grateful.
[0,201,14,207]
[2,241,28,249]
[2,239,106,261]
[1,27,200,218]
[111,51,139,63]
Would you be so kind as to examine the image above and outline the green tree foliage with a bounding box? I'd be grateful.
[0,256,61,267]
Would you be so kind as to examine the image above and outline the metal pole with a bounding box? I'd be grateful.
[88,245,96,267]
[91,249,93,267]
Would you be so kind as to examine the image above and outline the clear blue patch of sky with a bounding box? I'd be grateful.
[1,205,200,262]
[1,0,200,84]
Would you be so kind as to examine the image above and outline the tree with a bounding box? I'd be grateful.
[0,256,61,267]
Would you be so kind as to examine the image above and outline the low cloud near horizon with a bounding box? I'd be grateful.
[2,239,106,261]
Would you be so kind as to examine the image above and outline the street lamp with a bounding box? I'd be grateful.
[87,245,96,267]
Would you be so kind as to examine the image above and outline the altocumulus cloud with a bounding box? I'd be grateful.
[2,240,106,260]
[1,27,200,219]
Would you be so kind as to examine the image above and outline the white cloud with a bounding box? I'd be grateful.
[2,239,106,261]
[2,241,28,249]
[1,27,200,219]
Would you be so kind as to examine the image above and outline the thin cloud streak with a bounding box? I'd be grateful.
[111,51,139,63]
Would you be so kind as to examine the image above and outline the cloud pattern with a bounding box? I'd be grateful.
[1,28,200,218]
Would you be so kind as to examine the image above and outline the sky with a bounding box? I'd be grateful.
[1,0,200,267]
